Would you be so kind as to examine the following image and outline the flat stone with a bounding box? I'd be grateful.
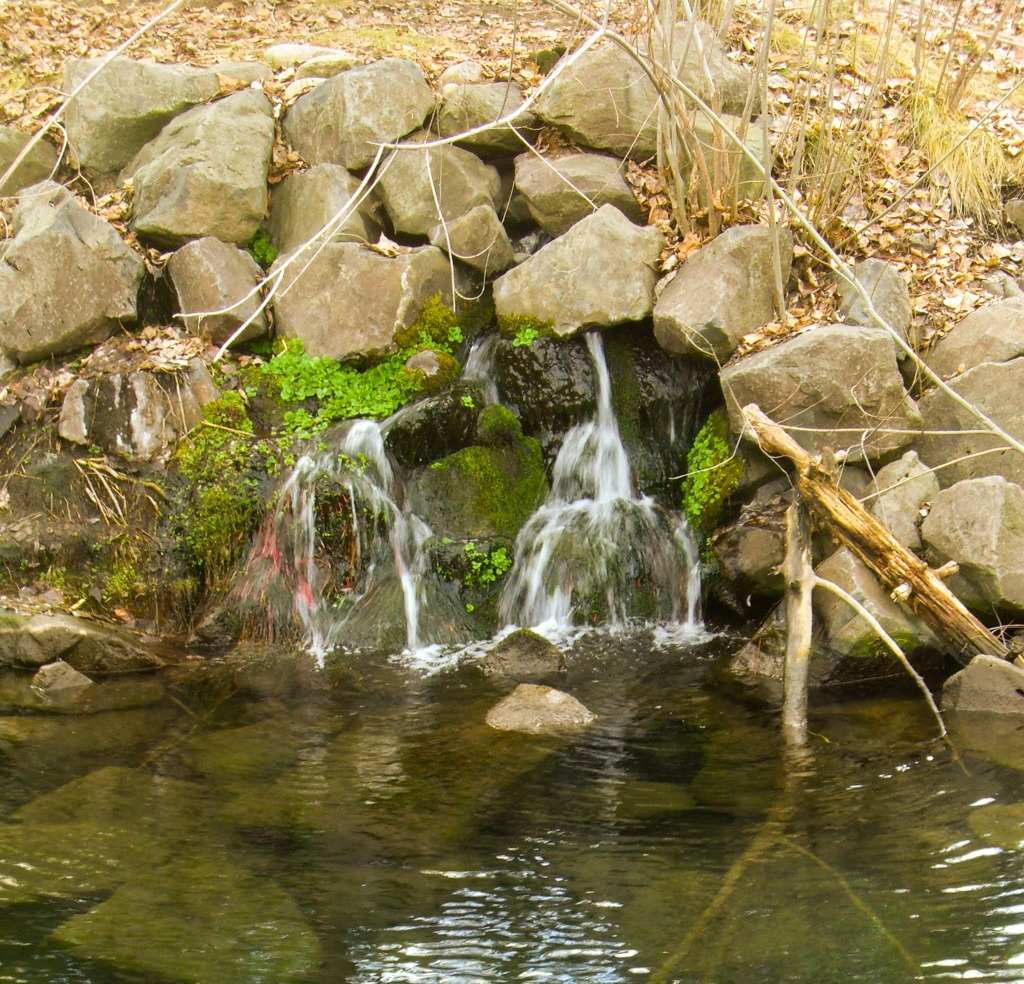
[721,323,921,464]
[124,89,275,247]
[167,238,268,345]
[0,181,143,364]
[485,683,596,734]
[942,654,1024,715]
[654,225,793,363]
[493,204,663,336]
[513,151,641,235]
[282,58,434,171]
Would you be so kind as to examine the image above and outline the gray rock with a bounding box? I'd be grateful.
[282,58,434,171]
[377,134,503,238]
[207,61,273,83]
[166,238,268,346]
[1006,199,1024,236]
[865,450,938,550]
[710,489,787,597]
[942,654,1024,714]
[0,612,163,673]
[914,359,1024,487]
[814,547,939,658]
[269,163,382,254]
[721,323,922,464]
[429,203,514,276]
[438,81,537,156]
[478,628,567,684]
[0,181,143,364]
[294,52,360,80]
[654,225,793,363]
[32,659,93,699]
[64,58,220,174]
[920,476,1024,614]
[533,44,661,160]
[513,151,641,236]
[926,295,1024,379]
[271,243,453,362]
[838,259,912,349]
[485,683,596,733]
[658,20,756,115]
[439,60,485,86]
[59,358,219,459]
[493,204,663,336]
[264,43,344,70]
[0,128,58,196]
[124,89,275,247]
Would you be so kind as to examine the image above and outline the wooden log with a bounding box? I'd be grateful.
[741,403,1008,662]
[782,499,813,737]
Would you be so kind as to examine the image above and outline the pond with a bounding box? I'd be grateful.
[0,629,1022,983]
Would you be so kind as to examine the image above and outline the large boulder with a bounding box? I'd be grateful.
[493,205,663,336]
[63,58,221,174]
[654,225,793,363]
[123,90,275,247]
[0,612,163,673]
[913,359,1024,487]
[920,476,1024,615]
[407,405,548,540]
[942,654,1024,715]
[865,450,938,550]
[376,134,503,237]
[513,151,641,236]
[0,182,143,364]
[0,127,58,196]
[838,258,912,348]
[813,547,939,658]
[925,295,1024,379]
[720,324,922,463]
[166,238,268,346]
[533,45,661,160]
[59,358,219,460]
[268,163,382,254]
[437,81,537,157]
[270,243,453,362]
[282,59,434,171]
[485,684,596,734]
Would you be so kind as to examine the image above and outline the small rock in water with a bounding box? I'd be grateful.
[485,683,596,734]
[479,628,566,684]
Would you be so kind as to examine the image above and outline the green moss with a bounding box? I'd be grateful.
[245,228,278,269]
[496,313,554,339]
[476,404,523,446]
[682,409,744,553]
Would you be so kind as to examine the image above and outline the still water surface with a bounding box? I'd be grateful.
[0,630,1023,983]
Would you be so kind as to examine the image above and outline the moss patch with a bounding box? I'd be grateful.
[682,408,744,553]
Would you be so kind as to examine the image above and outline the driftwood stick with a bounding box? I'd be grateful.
[741,404,1008,662]
[782,499,813,739]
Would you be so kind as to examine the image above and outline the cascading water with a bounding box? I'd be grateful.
[498,332,701,632]
[233,419,471,661]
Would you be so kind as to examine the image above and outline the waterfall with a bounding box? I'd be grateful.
[498,332,701,632]
[461,335,500,406]
[232,420,471,661]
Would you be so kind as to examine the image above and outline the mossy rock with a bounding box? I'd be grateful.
[410,419,548,540]
[477,403,523,446]
[682,407,745,551]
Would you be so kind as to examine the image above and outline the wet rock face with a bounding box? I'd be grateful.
[123,90,275,247]
[0,182,143,364]
[491,334,597,456]
[383,384,485,470]
[478,628,567,685]
[282,58,435,171]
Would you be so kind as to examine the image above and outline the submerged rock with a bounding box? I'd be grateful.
[479,629,567,684]
[485,683,596,733]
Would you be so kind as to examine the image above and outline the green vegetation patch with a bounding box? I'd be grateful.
[496,313,553,343]
[682,408,744,553]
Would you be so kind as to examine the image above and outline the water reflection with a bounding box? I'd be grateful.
[0,633,1023,982]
